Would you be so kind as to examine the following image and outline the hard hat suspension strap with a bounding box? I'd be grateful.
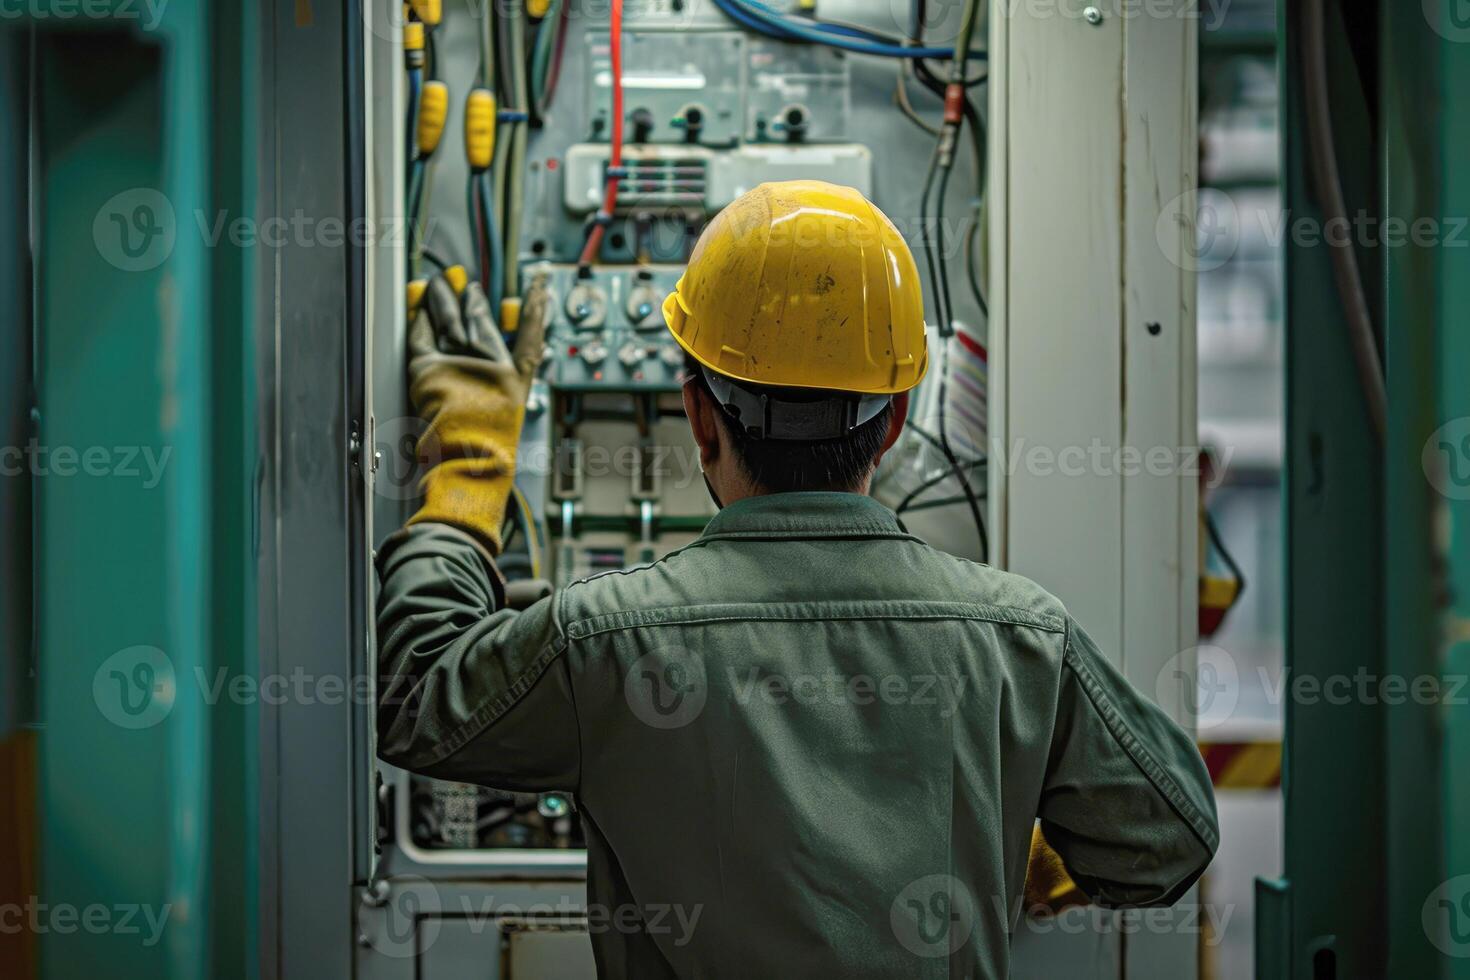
[701,367,890,442]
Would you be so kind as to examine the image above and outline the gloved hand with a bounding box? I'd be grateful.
[406,273,549,555]
[1023,824,1087,914]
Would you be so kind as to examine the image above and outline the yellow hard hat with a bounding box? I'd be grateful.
[662,180,928,396]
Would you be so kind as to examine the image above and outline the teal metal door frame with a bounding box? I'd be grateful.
[1,2,259,977]
[1269,0,1470,976]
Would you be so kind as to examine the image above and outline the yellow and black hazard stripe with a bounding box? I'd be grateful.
[1199,740,1282,790]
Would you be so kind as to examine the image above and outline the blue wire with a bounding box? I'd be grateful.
[405,68,422,167]
[407,159,426,262]
[713,0,985,61]
[477,171,505,314]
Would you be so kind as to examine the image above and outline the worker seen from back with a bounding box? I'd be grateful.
[376,180,1219,978]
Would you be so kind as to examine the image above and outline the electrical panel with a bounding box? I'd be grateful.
[588,31,746,145]
[533,262,686,388]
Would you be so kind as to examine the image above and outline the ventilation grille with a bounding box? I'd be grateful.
[611,157,707,210]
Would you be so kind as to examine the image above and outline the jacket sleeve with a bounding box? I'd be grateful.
[1037,618,1219,908]
[375,522,580,792]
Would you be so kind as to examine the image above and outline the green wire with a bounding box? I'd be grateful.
[407,160,425,275]
[952,0,981,80]
[479,0,496,88]
[503,0,530,300]
[467,177,481,283]
[531,0,563,108]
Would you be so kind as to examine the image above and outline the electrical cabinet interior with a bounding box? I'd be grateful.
[361,0,997,974]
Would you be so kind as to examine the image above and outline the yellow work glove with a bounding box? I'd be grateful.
[406,274,549,554]
[1023,824,1087,914]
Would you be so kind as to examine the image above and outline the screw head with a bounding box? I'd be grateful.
[1084,5,1103,24]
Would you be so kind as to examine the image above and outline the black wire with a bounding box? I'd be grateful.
[904,418,982,464]
[925,58,985,86]
[908,0,927,46]
[918,145,948,334]
[906,3,988,327]
[935,152,956,338]
[933,337,988,560]
[895,458,988,518]
[903,492,981,514]
[907,0,987,559]
[796,11,914,47]
[1204,508,1247,598]
[966,217,988,319]
[419,242,454,272]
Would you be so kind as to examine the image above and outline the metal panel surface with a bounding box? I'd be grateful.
[256,0,364,976]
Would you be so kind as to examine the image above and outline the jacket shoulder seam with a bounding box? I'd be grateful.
[565,600,1066,639]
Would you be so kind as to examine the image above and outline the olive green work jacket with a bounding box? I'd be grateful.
[376,491,1219,979]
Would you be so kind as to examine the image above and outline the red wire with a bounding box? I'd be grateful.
[578,0,623,268]
[543,0,571,109]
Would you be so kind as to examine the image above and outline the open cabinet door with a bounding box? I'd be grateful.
[254,0,377,976]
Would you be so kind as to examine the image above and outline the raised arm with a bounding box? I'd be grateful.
[374,274,575,790]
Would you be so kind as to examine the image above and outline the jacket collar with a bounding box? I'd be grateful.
[698,492,913,541]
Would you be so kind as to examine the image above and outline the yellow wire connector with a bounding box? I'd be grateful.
[404,22,425,69]
[444,264,469,296]
[409,0,441,26]
[527,0,553,17]
[407,279,429,319]
[417,81,449,157]
[500,296,523,334]
[464,88,497,171]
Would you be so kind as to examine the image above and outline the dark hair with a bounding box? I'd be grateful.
[685,354,895,493]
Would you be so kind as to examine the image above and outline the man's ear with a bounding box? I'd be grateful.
[682,378,721,467]
[874,392,910,465]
